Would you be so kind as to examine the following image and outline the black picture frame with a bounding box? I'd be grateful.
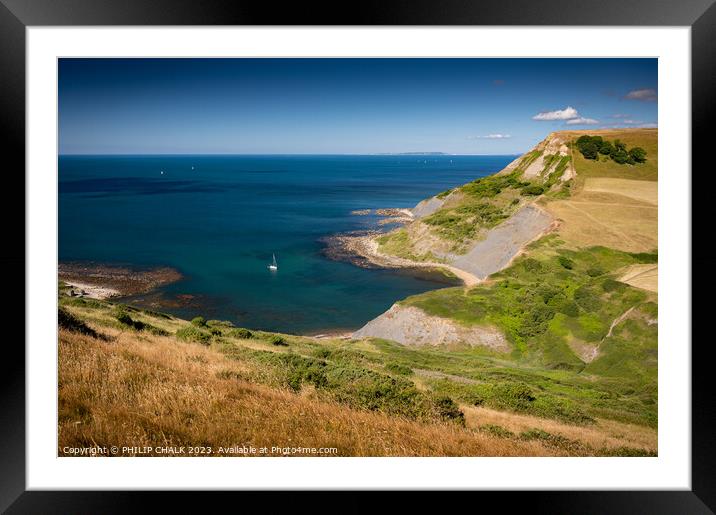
[2,0,712,512]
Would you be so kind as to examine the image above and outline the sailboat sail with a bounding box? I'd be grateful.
[268,253,278,270]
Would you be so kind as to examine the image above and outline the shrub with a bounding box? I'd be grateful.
[558,301,580,317]
[601,278,626,293]
[191,316,207,327]
[586,267,605,277]
[176,326,211,345]
[581,142,599,160]
[558,256,574,269]
[269,335,288,346]
[522,258,543,273]
[479,424,514,438]
[576,135,647,165]
[521,185,545,196]
[433,396,465,425]
[611,148,629,164]
[115,311,146,331]
[573,286,601,312]
[114,308,169,335]
[576,135,603,160]
[209,327,222,336]
[231,328,253,339]
[146,326,169,337]
[628,147,647,163]
[58,307,102,339]
[598,140,614,155]
[115,312,134,326]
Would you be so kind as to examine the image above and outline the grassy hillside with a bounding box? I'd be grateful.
[58,291,656,455]
[366,129,658,428]
[378,136,574,258]
[377,129,656,260]
[398,235,657,427]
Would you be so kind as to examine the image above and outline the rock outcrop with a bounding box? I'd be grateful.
[353,304,510,351]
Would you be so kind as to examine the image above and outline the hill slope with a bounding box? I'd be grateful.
[351,129,658,425]
[58,293,656,456]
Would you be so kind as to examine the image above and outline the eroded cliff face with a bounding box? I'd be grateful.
[353,132,577,346]
[352,303,510,351]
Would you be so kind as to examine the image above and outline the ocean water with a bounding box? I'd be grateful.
[59,154,513,333]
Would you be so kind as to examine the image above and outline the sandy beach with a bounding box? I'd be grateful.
[61,280,120,300]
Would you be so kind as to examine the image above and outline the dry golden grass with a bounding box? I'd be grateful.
[540,129,658,252]
[619,264,658,293]
[58,326,561,457]
[583,178,657,206]
[463,406,656,453]
[542,178,657,253]
[544,197,657,252]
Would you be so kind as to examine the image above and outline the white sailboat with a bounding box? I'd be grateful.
[268,253,278,271]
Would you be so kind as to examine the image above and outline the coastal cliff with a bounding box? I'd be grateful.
[351,129,658,363]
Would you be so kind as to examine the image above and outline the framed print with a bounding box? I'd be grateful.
[3,0,713,511]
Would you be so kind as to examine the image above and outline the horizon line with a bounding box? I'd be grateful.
[58,152,524,157]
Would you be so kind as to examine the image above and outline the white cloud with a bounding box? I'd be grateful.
[469,133,512,139]
[624,88,657,101]
[532,106,579,121]
[610,113,630,118]
[565,117,600,125]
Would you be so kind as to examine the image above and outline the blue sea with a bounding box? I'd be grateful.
[59,155,513,334]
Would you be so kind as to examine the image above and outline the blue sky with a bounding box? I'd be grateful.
[58,58,657,155]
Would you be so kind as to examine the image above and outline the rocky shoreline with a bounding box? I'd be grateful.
[321,229,479,287]
[59,262,182,299]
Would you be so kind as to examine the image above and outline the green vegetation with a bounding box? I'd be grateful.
[222,344,465,423]
[269,335,288,346]
[176,325,212,345]
[114,307,169,336]
[570,130,657,181]
[385,362,413,376]
[424,201,511,242]
[191,316,207,327]
[544,155,571,189]
[397,235,658,426]
[375,228,438,262]
[575,135,648,166]
[417,171,532,251]
[479,424,514,438]
[230,327,253,339]
[58,307,104,340]
[521,185,545,196]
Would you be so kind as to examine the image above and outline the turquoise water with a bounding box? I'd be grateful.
[59,155,513,333]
